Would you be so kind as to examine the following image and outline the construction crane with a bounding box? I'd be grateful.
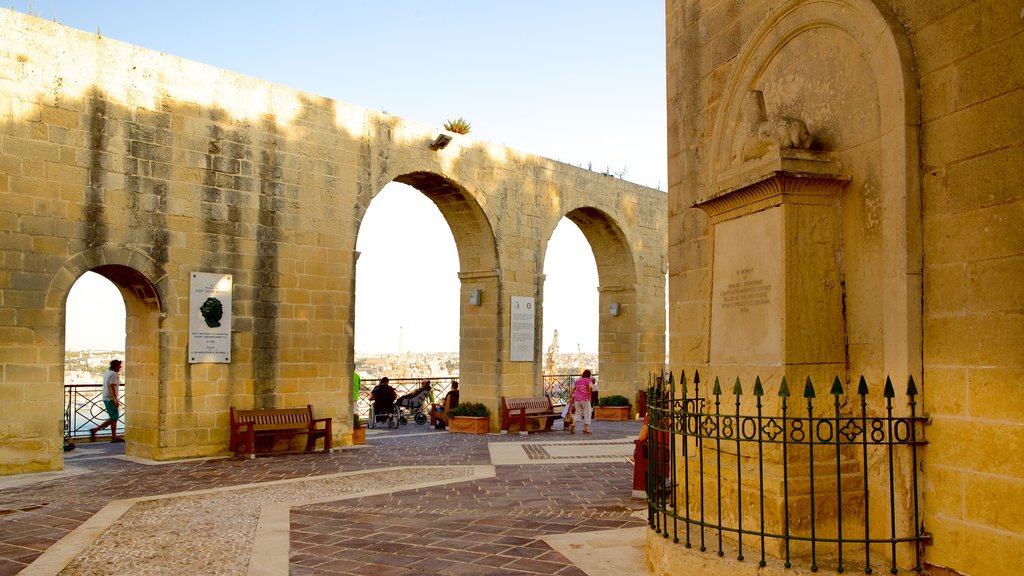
[545,330,559,375]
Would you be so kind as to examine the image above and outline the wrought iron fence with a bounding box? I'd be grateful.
[541,373,599,405]
[64,383,126,439]
[355,377,456,422]
[65,374,589,436]
[354,374,589,418]
[645,370,929,574]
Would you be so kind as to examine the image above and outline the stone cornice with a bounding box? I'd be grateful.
[694,149,850,224]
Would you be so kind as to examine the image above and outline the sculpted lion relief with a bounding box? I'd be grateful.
[740,90,813,161]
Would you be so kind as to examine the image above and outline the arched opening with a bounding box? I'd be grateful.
[542,218,598,403]
[64,272,126,441]
[354,182,460,414]
[69,263,164,457]
[354,173,500,419]
[559,207,640,401]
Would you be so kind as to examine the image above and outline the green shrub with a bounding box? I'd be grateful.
[598,394,631,407]
[448,402,490,418]
[353,414,362,427]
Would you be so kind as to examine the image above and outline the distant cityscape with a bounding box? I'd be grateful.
[65,349,600,384]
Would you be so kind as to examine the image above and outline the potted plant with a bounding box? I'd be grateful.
[352,414,366,445]
[446,402,490,434]
[594,394,632,420]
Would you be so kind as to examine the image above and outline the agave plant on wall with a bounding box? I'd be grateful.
[444,117,472,135]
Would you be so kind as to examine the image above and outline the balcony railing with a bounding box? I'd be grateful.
[645,370,929,574]
[63,374,590,438]
[64,383,126,439]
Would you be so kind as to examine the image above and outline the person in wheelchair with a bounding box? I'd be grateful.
[396,380,432,425]
[369,377,399,428]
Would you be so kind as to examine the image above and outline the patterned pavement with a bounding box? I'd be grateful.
[0,419,649,575]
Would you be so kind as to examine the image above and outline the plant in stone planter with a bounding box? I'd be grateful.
[447,402,490,434]
[598,395,631,407]
[595,394,631,420]
[352,413,366,445]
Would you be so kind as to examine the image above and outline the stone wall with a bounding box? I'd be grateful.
[0,9,667,473]
[666,0,1022,574]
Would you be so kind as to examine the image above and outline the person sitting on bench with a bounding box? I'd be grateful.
[431,381,459,427]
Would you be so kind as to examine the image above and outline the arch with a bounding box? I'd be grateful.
[393,171,500,276]
[564,207,638,291]
[353,169,503,408]
[1,10,667,461]
[706,0,922,380]
[47,246,175,460]
[553,207,642,398]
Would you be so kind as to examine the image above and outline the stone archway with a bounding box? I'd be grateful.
[43,247,174,467]
[563,207,642,399]
[0,10,666,469]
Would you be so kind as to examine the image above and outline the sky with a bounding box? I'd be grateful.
[18,1,668,354]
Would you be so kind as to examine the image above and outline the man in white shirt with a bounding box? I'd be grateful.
[90,359,124,443]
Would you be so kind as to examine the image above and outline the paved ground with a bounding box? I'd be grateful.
[0,419,650,575]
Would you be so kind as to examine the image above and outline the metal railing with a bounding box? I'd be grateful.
[355,373,594,418]
[64,374,590,436]
[542,373,574,405]
[64,383,126,439]
[355,377,457,422]
[646,370,929,573]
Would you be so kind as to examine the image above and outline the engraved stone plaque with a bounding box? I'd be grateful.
[710,209,783,365]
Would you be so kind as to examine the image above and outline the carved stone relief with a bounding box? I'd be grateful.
[740,90,812,161]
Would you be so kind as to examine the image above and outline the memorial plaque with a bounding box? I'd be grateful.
[189,272,232,363]
[510,296,535,362]
[710,210,782,364]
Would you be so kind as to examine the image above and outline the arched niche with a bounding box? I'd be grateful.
[704,0,922,384]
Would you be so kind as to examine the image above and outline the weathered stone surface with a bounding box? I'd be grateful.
[667,0,1023,574]
[0,10,666,473]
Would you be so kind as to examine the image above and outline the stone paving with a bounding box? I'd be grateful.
[0,419,650,575]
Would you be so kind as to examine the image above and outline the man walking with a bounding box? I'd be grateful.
[90,359,125,443]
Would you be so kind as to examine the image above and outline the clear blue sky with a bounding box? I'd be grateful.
[16,1,667,354]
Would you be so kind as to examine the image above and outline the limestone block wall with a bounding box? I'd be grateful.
[0,10,666,474]
[666,0,1022,574]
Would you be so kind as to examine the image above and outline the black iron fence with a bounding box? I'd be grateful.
[355,377,457,422]
[64,373,590,437]
[541,373,593,405]
[64,383,126,439]
[646,370,929,574]
[354,374,591,418]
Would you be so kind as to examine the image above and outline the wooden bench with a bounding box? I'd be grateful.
[500,396,562,435]
[229,404,332,459]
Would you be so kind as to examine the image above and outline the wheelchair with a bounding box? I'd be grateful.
[396,387,431,426]
[368,402,400,429]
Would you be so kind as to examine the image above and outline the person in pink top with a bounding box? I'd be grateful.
[570,369,595,434]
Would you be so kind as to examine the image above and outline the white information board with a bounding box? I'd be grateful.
[189,272,232,363]
[510,296,535,362]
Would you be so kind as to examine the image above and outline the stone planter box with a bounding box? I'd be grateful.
[352,425,366,445]
[594,405,631,420]
[448,416,489,434]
